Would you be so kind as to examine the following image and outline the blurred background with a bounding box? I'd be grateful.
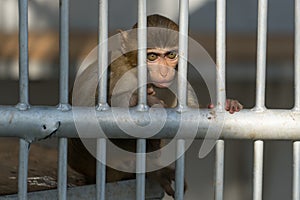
[0,0,295,199]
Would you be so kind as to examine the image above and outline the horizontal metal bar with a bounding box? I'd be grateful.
[1,106,300,140]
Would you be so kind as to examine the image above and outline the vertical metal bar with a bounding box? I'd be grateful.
[216,0,226,110]
[253,140,264,200]
[18,139,29,200]
[97,0,109,110]
[96,138,107,200]
[214,140,224,200]
[177,0,189,111]
[96,1,108,199]
[58,138,68,200]
[215,0,226,199]
[59,0,69,106]
[18,1,29,199]
[293,2,300,197]
[293,141,300,200]
[294,0,300,110]
[18,0,29,110]
[255,0,268,110]
[58,1,69,200]
[136,139,146,200]
[137,0,148,110]
[175,139,185,200]
[136,0,147,197]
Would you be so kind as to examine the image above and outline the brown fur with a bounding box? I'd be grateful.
[68,14,183,198]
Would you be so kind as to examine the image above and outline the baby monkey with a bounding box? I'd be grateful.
[68,14,243,198]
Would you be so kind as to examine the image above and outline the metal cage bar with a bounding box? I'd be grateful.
[293,0,300,199]
[96,0,109,198]
[255,0,268,111]
[293,141,300,200]
[175,0,189,199]
[58,138,68,200]
[97,0,109,110]
[252,1,268,199]
[216,0,226,111]
[136,139,146,200]
[96,138,107,200]
[295,0,300,111]
[215,0,226,111]
[253,140,264,200]
[59,0,69,106]
[3,107,300,139]
[18,0,30,199]
[136,0,147,199]
[57,1,70,199]
[137,0,147,110]
[18,0,29,110]
[18,139,29,200]
[175,139,185,200]
[215,0,226,199]
[215,140,225,200]
[177,0,189,110]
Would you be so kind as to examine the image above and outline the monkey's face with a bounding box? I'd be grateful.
[147,48,178,88]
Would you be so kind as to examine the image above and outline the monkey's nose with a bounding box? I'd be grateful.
[160,68,168,77]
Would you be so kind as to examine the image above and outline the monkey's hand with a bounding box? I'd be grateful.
[208,99,243,114]
[128,93,166,107]
[147,166,187,198]
[225,99,243,114]
[147,95,167,108]
[147,85,156,96]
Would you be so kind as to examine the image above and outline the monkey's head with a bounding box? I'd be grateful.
[120,14,180,88]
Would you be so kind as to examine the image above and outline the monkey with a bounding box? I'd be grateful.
[68,14,243,198]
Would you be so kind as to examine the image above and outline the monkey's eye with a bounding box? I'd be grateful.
[147,53,159,61]
[166,51,178,60]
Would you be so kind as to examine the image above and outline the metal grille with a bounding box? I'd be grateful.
[0,0,299,200]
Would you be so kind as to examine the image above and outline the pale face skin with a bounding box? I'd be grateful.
[146,48,178,88]
[146,48,243,113]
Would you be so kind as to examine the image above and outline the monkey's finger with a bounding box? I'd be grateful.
[225,99,243,113]
[147,87,156,95]
[207,103,214,109]
[225,99,231,111]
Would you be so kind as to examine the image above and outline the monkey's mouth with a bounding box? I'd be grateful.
[153,81,173,88]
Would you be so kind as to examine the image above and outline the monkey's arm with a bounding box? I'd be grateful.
[109,68,138,107]
[187,84,200,108]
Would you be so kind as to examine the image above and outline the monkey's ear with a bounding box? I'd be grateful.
[118,29,129,54]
